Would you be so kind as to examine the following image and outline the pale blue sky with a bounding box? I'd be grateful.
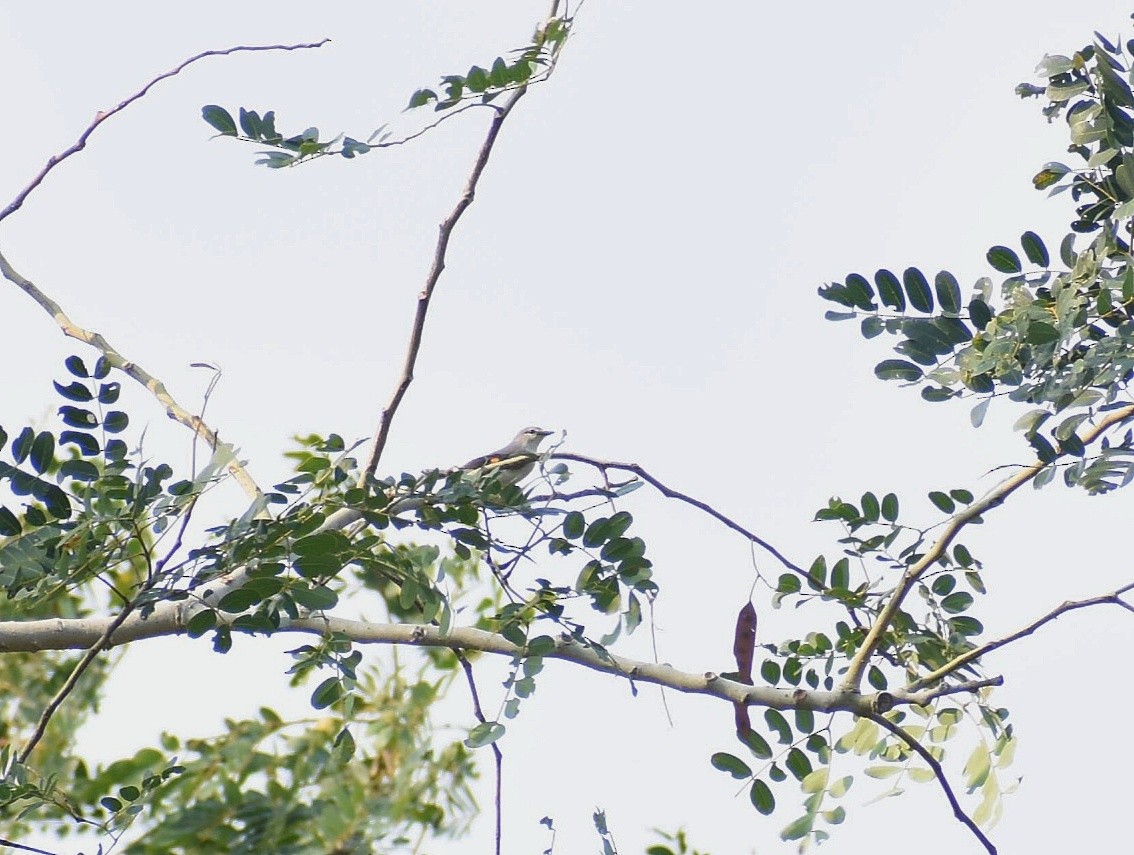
[2,3,1132,853]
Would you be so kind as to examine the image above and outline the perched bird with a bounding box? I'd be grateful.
[461,426,553,487]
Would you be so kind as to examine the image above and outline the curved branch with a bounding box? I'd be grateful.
[0,611,958,718]
[0,40,330,224]
[842,403,1134,691]
[909,580,1134,691]
[0,250,265,506]
[869,713,997,855]
[553,452,806,578]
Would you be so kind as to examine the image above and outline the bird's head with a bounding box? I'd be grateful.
[514,426,553,452]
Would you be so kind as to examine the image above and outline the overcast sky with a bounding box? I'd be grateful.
[2,2,1133,853]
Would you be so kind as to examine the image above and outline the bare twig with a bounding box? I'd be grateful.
[359,0,570,484]
[842,403,1134,691]
[0,40,329,224]
[553,452,806,578]
[908,581,1134,691]
[0,250,264,506]
[870,714,997,855]
[17,597,141,762]
[456,652,503,855]
[357,88,528,485]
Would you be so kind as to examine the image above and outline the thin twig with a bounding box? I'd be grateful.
[0,40,329,224]
[842,403,1134,691]
[17,597,141,762]
[908,581,1134,690]
[553,452,806,578]
[456,651,503,855]
[869,714,997,855]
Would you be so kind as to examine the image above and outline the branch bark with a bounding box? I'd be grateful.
[841,403,1134,691]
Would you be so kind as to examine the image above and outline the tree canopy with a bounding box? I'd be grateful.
[2,5,1134,855]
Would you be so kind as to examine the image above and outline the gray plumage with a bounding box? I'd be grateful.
[461,426,552,487]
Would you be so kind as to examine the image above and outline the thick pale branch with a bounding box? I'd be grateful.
[554,452,806,578]
[0,611,974,718]
[0,40,329,224]
[870,713,997,855]
[0,250,264,506]
[908,580,1134,691]
[842,403,1134,691]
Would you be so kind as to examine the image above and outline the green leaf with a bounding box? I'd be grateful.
[764,709,792,744]
[795,708,815,734]
[740,727,773,759]
[290,585,338,611]
[65,355,89,378]
[777,574,801,594]
[941,592,974,614]
[968,298,993,330]
[781,814,814,841]
[874,360,922,382]
[186,609,218,638]
[987,245,1022,273]
[311,677,343,709]
[970,398,990,428]
[465,721,505,748]
[59,459,99,482]
[711,752,753,779]
[875,269,904,311]
[53,380,92,402]
[928,491,955,513]
[29,431,54,475]
[880,493,899,522]
[761,659,781,685]
[103,411,129,433]
[903,267,934,313]
[201,104,238,136]
[1020,231,1049,266]
[934,271,962,314]
[867,665,887,690]
[1026,322,1060,345]
[750,779,775,815]
[843,273,876,311]
[0,507,21,536]
[11,427,34,463]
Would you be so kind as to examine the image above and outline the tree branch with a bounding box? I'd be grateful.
[0,40,329,224]
[869,713,997,855]
[553,452,806,578]
[0,612,971,718]
[0,250,265,506]
[908,580,1134,691]
[357,88,527,485]
[456,652,503,855]
[841,403,1134,691]
[358,0,569,484]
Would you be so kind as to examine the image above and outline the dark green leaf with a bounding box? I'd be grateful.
[186,609,217,638]
[860,492,880,522]
[65,355,89,378]
[903,268,934,313]
[785,748,812,781]
[968,298,993,330]
[941,592,974,614]
[750,779,775,815]
[1026,322,1060,345]
[987,245,1022,273]
[761,659,781,685]
[777,573,801,594]
[740,727,773,759]
[874,360,922,382]
[103,411,129,433]
[875,269,904,311]
[0,507,20,535]
[311,677,343,710]
[764,709,792,744]
[880,493,899,522]
[53,380,92,402]
[291,585,339,611]
[29,432,54,474]
[1020,231,1049,266]
[59,459,99,482]
[201,105,238,136]
[238,108,261,139]
[12,427,34,464]
[867,665,888,690]
[843,273,876,311]
[934,271,962,314]
[97,382,121,404]
[795,709,815,734]
[711,752,753,779]
[928,491,955,513]
[58,406,97,429]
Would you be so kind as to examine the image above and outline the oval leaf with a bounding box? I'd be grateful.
[874,360,923,382]
[1020,230,1049,266]
[711,752,753,779]
[987,245,1022,273]
[903,268,934,313]
[934,271,962,314]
